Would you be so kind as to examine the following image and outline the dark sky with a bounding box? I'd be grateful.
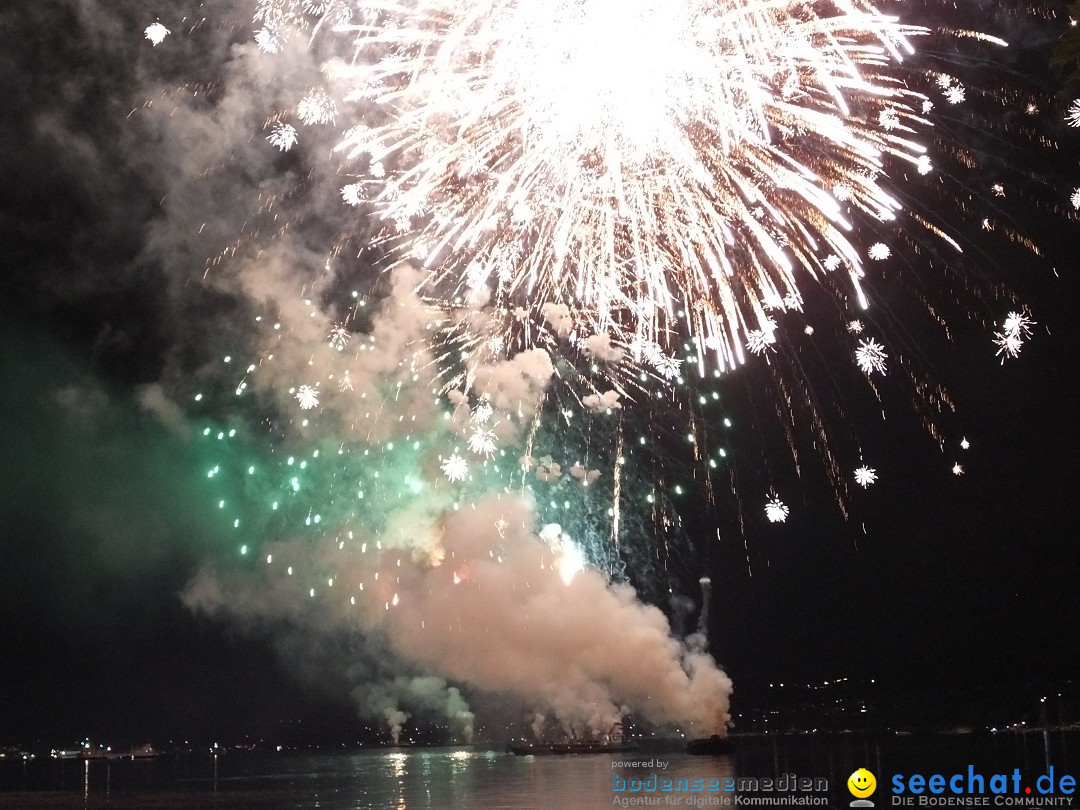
[2,1,1079,745]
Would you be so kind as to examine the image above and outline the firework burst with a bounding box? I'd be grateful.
[250,0,1012,377]
[121,0,1073,744]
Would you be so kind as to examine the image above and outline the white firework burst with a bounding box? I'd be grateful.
[327,323,350,350]
[441,454,469,482]
[296,90,337,125]
[470,401,494,425]
[867,242,891,261]
[993,331,1024,360]
[266,122,298,151]
[296,384,320,410]
[656,354,683,379]
[916,155,932,175]
[952,463,964,476]
[254,27,283,53]
[765,497,789,524]
[337,370,354,392]
[745,330,775,356]
[631,339,666,369]
[144,22,170,45]
[945,85,966,104]
[854,466,878,488]
[855,338,888,375]
[994,310,1034,360]
[878,109,900,130]
[1071,188,1080,209]
[847,319,864,335]
[1067,99,1080,128]
[823,254,842,271]
[468,428,498,457]
[255,0,985,373]
[341,183,364,206]
[762,289,785,311]
[1001,311,1033,340]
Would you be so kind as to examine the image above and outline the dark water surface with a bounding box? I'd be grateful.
[1,732,1077,809]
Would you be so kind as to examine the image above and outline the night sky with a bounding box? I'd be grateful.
[2,0,1080,746]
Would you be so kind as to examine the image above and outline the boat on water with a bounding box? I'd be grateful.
[50,743,161,761]
[685,734,734,755]
[508,722,636,756]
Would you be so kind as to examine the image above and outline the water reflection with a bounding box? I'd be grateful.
[4,734,1079,810]
[387,751,408,809]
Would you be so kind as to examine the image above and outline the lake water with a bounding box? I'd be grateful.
[1,732,1077,809]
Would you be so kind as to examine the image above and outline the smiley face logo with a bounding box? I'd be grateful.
[848,768,877,799]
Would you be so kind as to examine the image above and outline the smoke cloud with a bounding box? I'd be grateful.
[184,490,731,738]
[2,0,733,742]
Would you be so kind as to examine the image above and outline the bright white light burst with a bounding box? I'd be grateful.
[144,22,170,45]
[868,243,891,261]
[256,0,978,373]
[1067,99,1080,128]
[765,497,789,524]
[296,384,320,410]
[993,310,1034,361]
[266,123,299,151]
[855,338,888,375]
[746,330,775,356]
[341,184,364,206]
[468,428,498,457]
[470,402,494,426]
[441,454,469,482]
[854,466,878,488]
[328,323,350,350]
[296,90,336,125]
